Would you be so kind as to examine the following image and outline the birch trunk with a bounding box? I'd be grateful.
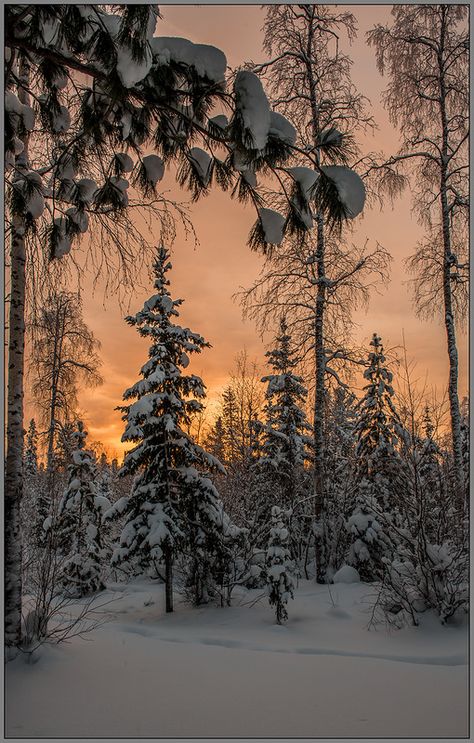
[5,59,30,648]
[438,8,465,502]
[306,24,327,583]
[313,215,327,583]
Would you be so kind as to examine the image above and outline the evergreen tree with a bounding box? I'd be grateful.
[56,421,109,597]
[266,506,295,624]
[24,418,38,477]
[23,418,50,545]
[205,416,226,465]
[258,318,312,508]
[106,247,229,610]
[347,334,403,580]
[252,319,312,565]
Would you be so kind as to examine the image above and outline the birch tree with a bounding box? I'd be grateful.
[30,291,102,475]
[245,4,395,581]
[368,4,469,500]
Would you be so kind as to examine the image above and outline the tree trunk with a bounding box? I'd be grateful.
[5,58,30,649]
[313,215,327,583]
[164,552,173,613]
[438,10,465,502]
[305,21,328,584]
[5,219,27,649]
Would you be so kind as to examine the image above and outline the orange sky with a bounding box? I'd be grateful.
[25,5,468,460]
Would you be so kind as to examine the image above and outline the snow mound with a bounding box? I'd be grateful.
[151,37,227,83]
[234,71,271,151]
[333,565,360,584]
[321,165,365,219]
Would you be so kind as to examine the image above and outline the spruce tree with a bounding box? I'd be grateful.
[258,318,312,509]
[106,247,229,610]
[266,506,295,624]
[346,334,403,580]
[24,419,38,478]
[23,418,50,545]
[56,421,109,597]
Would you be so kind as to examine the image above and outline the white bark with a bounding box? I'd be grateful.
[5,58,30,648]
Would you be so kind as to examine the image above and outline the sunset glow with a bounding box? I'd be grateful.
[26,5,468,458]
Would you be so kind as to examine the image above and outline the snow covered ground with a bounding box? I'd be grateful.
[6,578,468,739]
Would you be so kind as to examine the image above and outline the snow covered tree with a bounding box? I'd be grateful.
[56,421,109,597]
[266,506,295,624]
[23,418,38,478]
[252,318,312,564]
[346,334,403,580]
[106,247,229,610]
[23,418,50,546]
[369,5,469,501]
[258,318,312,507]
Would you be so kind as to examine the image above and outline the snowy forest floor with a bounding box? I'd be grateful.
[6,578,468,739]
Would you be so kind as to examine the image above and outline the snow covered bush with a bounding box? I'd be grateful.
[266,506,295,624]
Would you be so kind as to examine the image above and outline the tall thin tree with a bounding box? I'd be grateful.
[368,4,469,499]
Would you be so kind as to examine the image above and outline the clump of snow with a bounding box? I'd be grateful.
[41,17,60,46]
[12,137,24,155]
[259,208,286,245]
[151,37,227,83]
[56,157,76,182]
[234,71,271,151]
[189,147,213,186]
[5,90,23,115]
[286,167,319,197]
[66,207,89,233]
[5,91,36,131]
[333,565,360,584]
[53,217,72,258]
[120,110,132,141]
[116,45,153,89]
[51,71,68,90]
[76,178,98,204]
[269,111,296,145]
[110,176,129,206]
[209,114,228,130]
[51,106,71,134]
[232,149,250,173]
[319,127,343,146]
[321,165,365,219]
[13,171,46,219]
[242,170,257,187]
[142,154,164,184]
[21,104,35,132]
[115,153,134,173]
